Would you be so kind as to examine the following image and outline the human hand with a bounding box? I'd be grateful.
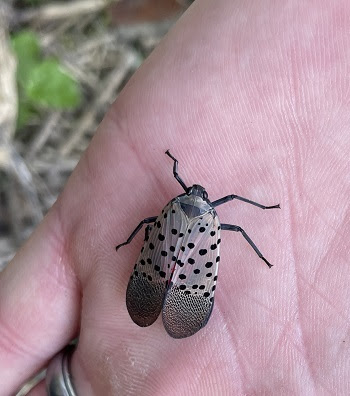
[1,0,349,394]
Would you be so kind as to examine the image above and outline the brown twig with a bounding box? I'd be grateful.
[15,370,46,396]
[18,0,117,24]
[59,48,140,156]
[26,112,62,161]
[0,5,17,144]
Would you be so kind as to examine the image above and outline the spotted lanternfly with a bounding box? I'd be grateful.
[116,150,280,338]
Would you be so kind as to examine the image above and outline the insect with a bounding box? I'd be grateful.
[116,150,280,339]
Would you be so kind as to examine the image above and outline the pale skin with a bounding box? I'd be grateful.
[1,0,349,394]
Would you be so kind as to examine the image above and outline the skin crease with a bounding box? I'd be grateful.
[0,0,349,394]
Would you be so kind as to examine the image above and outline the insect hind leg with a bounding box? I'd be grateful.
[221,223,273,268]
[116,216,157,251]
[165,150,188,192]
[212,194,280,210]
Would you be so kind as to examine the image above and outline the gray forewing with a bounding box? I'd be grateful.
[126,199,188,327]
[162,207,220,338]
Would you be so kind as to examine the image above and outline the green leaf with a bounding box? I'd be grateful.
[11,31,40,86]
[17,100,38,128]
[26,59,81,109]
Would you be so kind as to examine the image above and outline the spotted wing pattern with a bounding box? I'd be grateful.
[126,199,188,327]
[162,210,221,338]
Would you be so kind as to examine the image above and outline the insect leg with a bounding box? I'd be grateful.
[116,216,157,251]
[212,194,280,210]
[221,223,273,268]
[165,150,188,192]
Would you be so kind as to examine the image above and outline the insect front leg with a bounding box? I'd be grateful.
[165,150,188,192]
[212,194,280,210]
[221,223,273,268]
[116,216,157,251]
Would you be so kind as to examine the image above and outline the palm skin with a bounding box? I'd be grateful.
[1,0,349,394]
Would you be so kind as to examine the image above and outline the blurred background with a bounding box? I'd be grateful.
[0,0,193,273]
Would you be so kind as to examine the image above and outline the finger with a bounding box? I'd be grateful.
[0,210,81,394]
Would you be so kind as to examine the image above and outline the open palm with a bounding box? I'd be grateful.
[1,1,349,394]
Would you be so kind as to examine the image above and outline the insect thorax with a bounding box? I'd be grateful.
[175,194,213,219]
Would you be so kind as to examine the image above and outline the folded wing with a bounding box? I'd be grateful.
[162,210,220,338]
[126,200,188,327]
